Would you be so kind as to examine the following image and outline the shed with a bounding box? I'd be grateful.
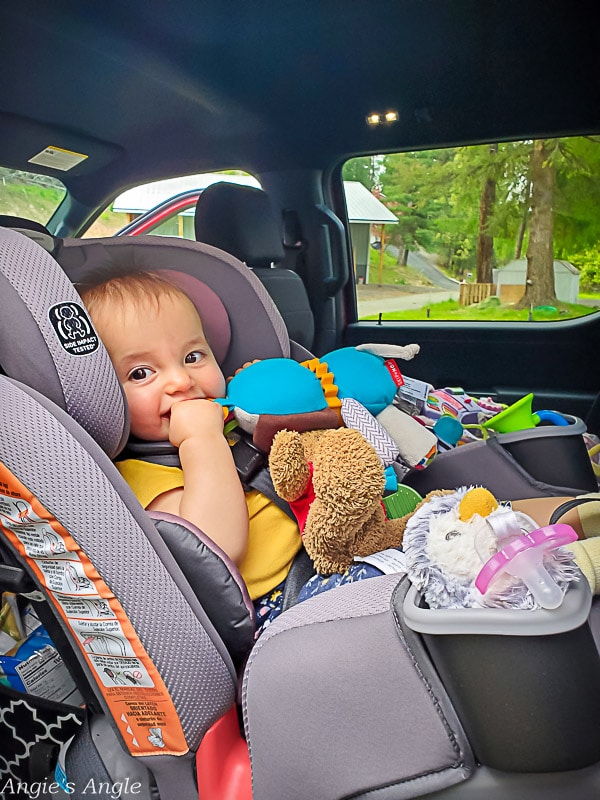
[493,259,580,304]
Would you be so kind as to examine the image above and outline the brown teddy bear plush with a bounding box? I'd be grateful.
[269,427,407,575]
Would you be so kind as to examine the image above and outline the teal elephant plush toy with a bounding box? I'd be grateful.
[215,343,437,476]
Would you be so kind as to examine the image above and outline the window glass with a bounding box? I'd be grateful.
[343,136,600,322]
[84,171,260,239]
[0,167,66,225]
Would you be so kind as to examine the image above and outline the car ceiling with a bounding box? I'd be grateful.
[1,0,599,208]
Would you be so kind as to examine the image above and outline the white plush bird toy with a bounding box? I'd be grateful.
[403,486,579,610]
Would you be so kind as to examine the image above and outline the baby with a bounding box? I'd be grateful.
[80,269,301,625]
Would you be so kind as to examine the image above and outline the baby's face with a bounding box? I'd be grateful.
[95,292,226,440]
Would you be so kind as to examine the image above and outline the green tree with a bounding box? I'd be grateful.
[518,139,557,307]
[380,149,452,265]
[342,156,380,190]
[517,136,600,307]
[352,135,600,296]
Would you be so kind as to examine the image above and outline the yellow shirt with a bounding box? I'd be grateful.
[116,459,301,600]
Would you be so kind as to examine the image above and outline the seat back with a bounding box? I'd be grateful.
[194,182,315,352]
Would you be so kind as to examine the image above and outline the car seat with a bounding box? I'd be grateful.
[2,227,600,799]
[0,214,59,255]
[0,227,272,797]
[194,181,315,355]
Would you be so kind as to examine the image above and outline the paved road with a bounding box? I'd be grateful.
[385,247,460,290]
[406,251,460,290]
[357,286,459,316]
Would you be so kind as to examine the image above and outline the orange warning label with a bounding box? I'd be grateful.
[0,465,188,757]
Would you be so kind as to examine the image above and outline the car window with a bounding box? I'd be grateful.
[84,171,260,239]
[0,167,66,225]
[344,135,600,323]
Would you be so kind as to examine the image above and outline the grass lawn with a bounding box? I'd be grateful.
[579,292,600,301]
[367,249,434,287]
[363,297,599,322]
[0,182,65,225]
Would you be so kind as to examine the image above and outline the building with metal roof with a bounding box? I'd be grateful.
[113,175,397,281]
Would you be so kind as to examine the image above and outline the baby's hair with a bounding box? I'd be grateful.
[78,269,191,321]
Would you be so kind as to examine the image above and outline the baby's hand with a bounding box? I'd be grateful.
[168,399,224,447]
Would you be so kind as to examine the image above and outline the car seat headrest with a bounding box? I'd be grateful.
[0,215,59,254]
[194,182,285,268]
[58,236,291,378]
[0,228,129,458]
[156,269,231,365]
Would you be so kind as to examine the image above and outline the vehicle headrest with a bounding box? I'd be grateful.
[0,214,60,254]
[194,182,285,268]
[0,227,128,458]
[58,235,291,378]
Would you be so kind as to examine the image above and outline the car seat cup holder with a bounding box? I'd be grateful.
[482,392,569,434]
[474,519,578,609]
[403,566,600,773]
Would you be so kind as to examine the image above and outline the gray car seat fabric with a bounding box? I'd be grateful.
[150,512,255,671]
[57,234,291,377]
[0,228,128,458]
[0,214,59,254]
[243,574,475,800]
[194,182,315,350]
[0,376,236,799]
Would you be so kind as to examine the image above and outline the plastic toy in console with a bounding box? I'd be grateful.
[475,523,578,609]
[482,392,569,434]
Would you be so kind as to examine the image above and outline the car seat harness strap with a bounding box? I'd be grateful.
[120,434,295,519]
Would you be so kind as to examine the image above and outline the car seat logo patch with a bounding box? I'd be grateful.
[48,303,99,356]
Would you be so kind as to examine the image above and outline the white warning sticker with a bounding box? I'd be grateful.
[28,146,88,171]
[35,558,95,595]
[0,478,187,756]
[55,596,115,619]
[89,654,155,688]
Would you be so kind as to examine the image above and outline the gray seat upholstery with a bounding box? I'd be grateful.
[0,214,59,254]
[194,182,315,352]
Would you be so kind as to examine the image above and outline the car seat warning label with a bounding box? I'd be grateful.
[0,468,188,757]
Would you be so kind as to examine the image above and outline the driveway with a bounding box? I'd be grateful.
[384,247,460,290]
[356,285,459,316]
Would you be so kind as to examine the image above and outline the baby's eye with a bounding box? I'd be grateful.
[128,367,153,381]
[184,351,203,364]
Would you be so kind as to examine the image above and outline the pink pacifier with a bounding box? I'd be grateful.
[475,522,578,609]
